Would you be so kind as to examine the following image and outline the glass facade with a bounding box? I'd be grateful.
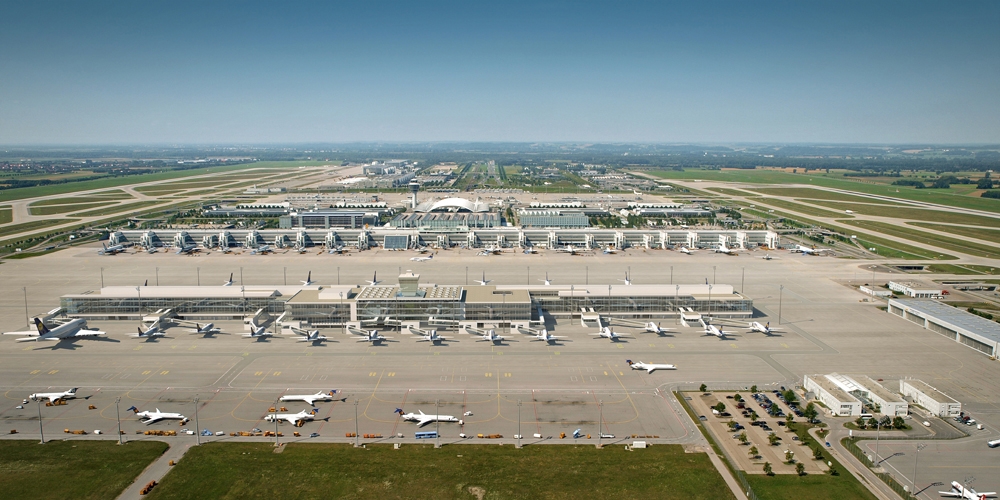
[62,296,285,320]
[354,299,464,322]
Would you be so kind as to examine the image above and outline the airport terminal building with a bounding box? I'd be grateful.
[59,273,752,328]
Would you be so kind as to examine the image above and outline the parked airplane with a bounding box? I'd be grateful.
[395,408,460,427]
[222,273,234,286]
[474,272,492,285]
[592,326,632,342]
[348,326,392,344]
[539,272,553,285]
[133,324,165,339]
[408,326,450,343]
[264,408,319,425]
[603,245,618,254]
[280,390,339,406]
[939,481,996,500]
[4,318,106,343]
[300,271,315,286]
[129,406,187,425]
[714,243,739,255]
[520,328,567,343]
[678,247,695,255]
[293,328,329,343]
[703,323,729,339]
[644,322,675,335]
[99,242,125,255]
[747,321,782,335]
[522,246,538,254]
[146,246,157,254]
[29,388,80,403]
[175,244,199,255]
[243,321,273,339]
[556,245,584,255]
[618,272,633,285]
[366,272,381,286]
[791,245,830,256]
[626,360,677,373]
[469,327,507,343]
[187,323,222,335]
[760,253,778,260]
[410,254,433,262]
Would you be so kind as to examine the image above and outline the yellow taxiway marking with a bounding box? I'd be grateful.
[730,343,738,349]
[553,351,560,355]
[30,370,40,375]
[604,371,608,376]
[504,373,511,377]
[781,343,789,349]
[485,372,493,377]
[369,372,377,377]
[387,372,395,377]
[242,352,249,357]
[160,371,169,375]
[433,351,440,355]
[617,344,623,349]
[48,370,59,374]
[667,344,674,349]
[254,371,263,376]
[133,346,142,351]
[142,370,151,375]
[649,343,656,347]
[272,371,281,376]
[495,351,503,356]
[619,371,624,376]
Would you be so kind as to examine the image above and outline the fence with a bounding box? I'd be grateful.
[843,437,914,499]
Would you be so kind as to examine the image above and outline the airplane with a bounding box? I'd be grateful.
[146,246,157,254]
[279,390,339,406]
[474,272,492,285]
[251,245,272,255]
[760,253,778,260]
[175,244,199,255]
[243,321,273,339]
[264,408,319,425]
[603,245,618,254]
[714,243,739,255]
[186,323,222,335]
[539,272,553,285]
[626,360,677,373]
[644,322,675,335]
[294,328,329,343]
[618,272,633,285]
[99,242,125,255]
[395,408,460,427]
[29,388,80,403]
[366,272,381,286]
[555,244,584,255]
[790,244,830,256]
[522,246,538,254]
[703,323,729,339]
[478,245,502,256]
[408,326,450,343]
[428,316,461,327]
[592,326,632,342]
[414,246,430,254]
[4,318,106,343]
[129,406,187,425]
[470,328,507,343]
[939,481,996,500]
[678,247,695,255]
[521,328,567,343]
[348,326,392,344]
[300,271,315,285]
[133,324,165,339]
[296,246,309,254]
[410,254,433,262]
[747,321,782,335]
[222,273,234,286]
[328,245,347,254]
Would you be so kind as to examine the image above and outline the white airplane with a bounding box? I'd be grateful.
[133,324,165,339]
[603,245,618,254]
[760,253,778,260]
[703,323,729,339]
[556,245,584,255]
[395,408,460,427]
[280,390,339,406]
[521,328,567,343]
[408,326,450,343]
[348,327,392,344]
[5,318,106,343]
[714,243,739,255]
[300,271,315,286]
[296,246,309,254]
[791,244,830,256]
[188,323,222,335]
[264,408,319,425]
[410,254,433,262]
[747,321,782,335]
[522,246,538,254]
[99,242,125,255]
[618,272,633,285]
[539,272,553,285]
[293,328,329,343]
[29,388,80,403]
[222,273,234,286]
[469,327,507,343]
[129,406,187,425]
[678,247,695,255]
[474,272,492,285]
[366,272,381,286]
[146,247,157,254]
[243,321,273,339]
[175,244,199,255]
[478,245,502,256]
[592,326,632,342]
[644,322,675,335]
[939,481,996,500]
[626,359,677,373]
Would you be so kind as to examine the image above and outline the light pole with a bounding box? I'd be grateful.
[435,399,441,449]
[517,400,522,449]
[100,267,105,288]
[873,419,881,467]
[337,266,340,285]
[708,284,713,315]
[115,397,123,445]
[136,286,142,324]
[241,286,246,320]
[354,400,359,447]
[778,285,784,325]
[670,265,673,285]
[527,266,530,285]
[36,399,45,444]
[465,266,468,286]
[197,267,200,286]
[283,267,287,286]
[23,287,29,329]
[340,292,345,336]
[713,265,716,285]
[155,267,159,286]
[741,267,745,295]
[194,396,201,445]
[273,398,279,447]
[870,265,875,286]
[913,443,926,494]
[598,400,604,448]
[240,266,244,287]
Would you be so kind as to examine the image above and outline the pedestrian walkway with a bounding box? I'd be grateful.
[116,439,193,499]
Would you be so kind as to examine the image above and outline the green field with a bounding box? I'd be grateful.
[923,264,995,275]
[752,198,852,218]
[149,443,733,500]
[839,219,1000,259]
[0,219,73,238]
[749,187,897,204]
[31,194,133,206]
[69,200,165,217]
[0,207,11,225]
[804,201,1000,226]
[909,222,1000,245]
[0,440,167,500]
[29,202,111,216]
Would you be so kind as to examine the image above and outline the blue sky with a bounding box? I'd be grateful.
[1,1,998,144]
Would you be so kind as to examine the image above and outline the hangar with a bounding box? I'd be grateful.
[887,299,1000,358]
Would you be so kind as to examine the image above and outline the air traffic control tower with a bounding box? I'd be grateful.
[408,180,420,209]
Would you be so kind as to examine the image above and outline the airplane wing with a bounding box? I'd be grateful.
[72,330,105,337]
[937,492,962,498]
[2,330,39,336]
[143,416,164,425]
[415,417,433,427]
[347,326,369,336]
[646,368,657,374]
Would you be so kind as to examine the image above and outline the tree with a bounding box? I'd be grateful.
[855,416,867,429]
[782,389,798,403]
[738,432,748,445]
[768,404,780,417]
[803,402,818,422]
[714,402,726,413]
[892,416,906,429]
[734,393,743,402]
[796,462,806,476]
[748,445,758,458]
[727,420,739,431]
[750,385,758,393]
[785,450,795,463]
[867,417,878,429]
[977,172,993,189]
[879,415,892,428]
[763,462,773,476]
[813,447,824,460]
[750,411,759,423]
[699,383,707,392]
[768,433,780,446]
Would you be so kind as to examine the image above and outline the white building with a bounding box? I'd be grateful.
[899,379,961,417]
[804,374,863,416]
[847,375,909,416]
[888,299,1000,358]
[888,281,945,299]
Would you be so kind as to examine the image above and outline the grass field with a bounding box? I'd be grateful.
[804,201,1000,226]
[750,187,897,204]
[839,219,1000,260]
[149,443,733,500]
[909,222,1000,245]
[30,194,133,206]
[0,440,167,500]
[0,207,11,225]
[752,198,852,218]
[923,264,994,275]
[69,200,165,217]
[29,202,112,216]
[0,219,73,238]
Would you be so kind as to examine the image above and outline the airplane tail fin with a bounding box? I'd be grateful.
[68,388,78,394]
[394,408,403,414]
[328,390,338,396]
[33,318,50,335]
[127,406,138,413]
[144,279,148,286]
[626,359,634,365]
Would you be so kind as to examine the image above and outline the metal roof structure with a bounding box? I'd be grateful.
[890,299,1000,344]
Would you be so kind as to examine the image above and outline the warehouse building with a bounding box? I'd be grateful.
[803,374,863,417]
[887,281,945,299]
[887,299,1000,358]
[899,379,961,417]
[845,375,909,416]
